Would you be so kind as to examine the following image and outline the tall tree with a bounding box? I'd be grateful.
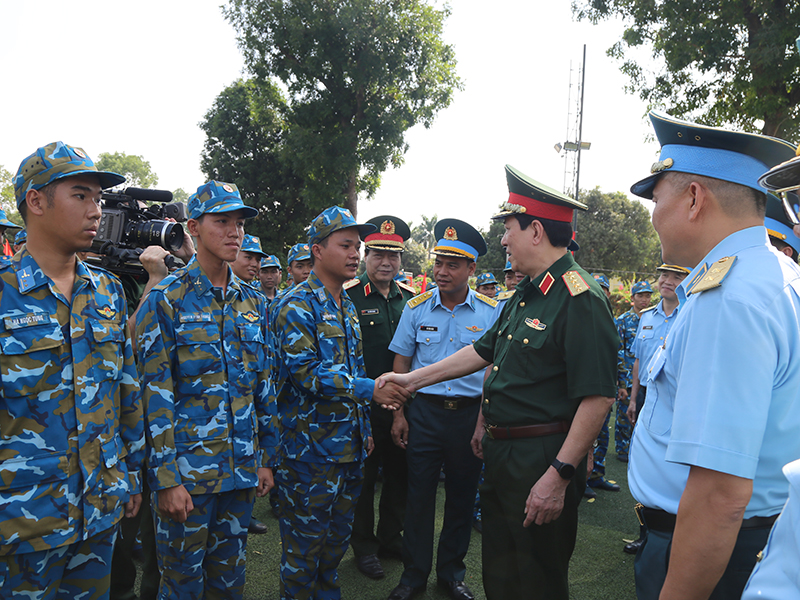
[572,187,662,279]
[223,0,462,216]
[476,219,507,279]
[95,152,159,189]
[200,78,322,257]
[573,1,800,137]
[1,165,14,212]
[411,214,438,252]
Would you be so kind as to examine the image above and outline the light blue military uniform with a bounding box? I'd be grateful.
[630,300,681,384]
[741,459,800,600]
[388,218,503,591]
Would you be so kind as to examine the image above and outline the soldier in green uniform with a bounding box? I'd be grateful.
[379,165,618,600]
[345,216,416,579]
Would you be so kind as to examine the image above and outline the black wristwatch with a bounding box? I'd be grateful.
[551,458,576,480]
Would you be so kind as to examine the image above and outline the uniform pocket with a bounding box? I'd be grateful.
[0,320,64,399]
[89,319,124,381]
[642,348,672,436]
[238,323,265,372]
[175,322,221,378]
[415,330,441,362]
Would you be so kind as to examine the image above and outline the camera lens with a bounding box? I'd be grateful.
[129,220,184,251]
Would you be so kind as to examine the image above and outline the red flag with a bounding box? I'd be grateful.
[421,273,427,293]
[2,239,12,257]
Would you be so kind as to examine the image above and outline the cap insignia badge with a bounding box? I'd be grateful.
[222,184,234,193]
[74,148,86,159]
[651,158,674,174]
[381,220,396,235]
[444,227,458,241]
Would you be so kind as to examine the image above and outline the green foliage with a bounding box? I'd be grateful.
[572,0,800,137]
[200,78,322,257]
[1,165,14,212]
[222,0,462,214]
[411,214,437,251]
[476,219,506,280]
[401,238,432,278]
[171,188,190,203]
[95,152,158,189]
[572,187,662,281]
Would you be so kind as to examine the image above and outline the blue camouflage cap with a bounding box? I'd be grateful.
[0,209,21,230]
[241,234,267,257]
[631,281,653,295]
[188,181,258,220]
[13,229,27,245]
[631,111,796,199]
[476,272,498,286]
[261,254,281,269]
[287,243,311,265]
[14,141,126,208]
[592,273,610,290]
[307,206,376,246]
[504,258,513,272]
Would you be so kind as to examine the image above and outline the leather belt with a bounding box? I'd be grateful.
[634,503,778,533]
[417,393,480,411]
[484,420,571,440]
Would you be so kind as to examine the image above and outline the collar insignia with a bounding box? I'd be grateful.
[539,272,555,296]
[525,317,547,331]
[17,266,34,292]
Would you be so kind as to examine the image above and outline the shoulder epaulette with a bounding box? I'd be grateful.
[397,280,416,294]
[407,290,433,308]
[474,292,498,307]
[640,305,657,313]
[688,256,736,295]
[563,270,590,297]
[343,278,361,290]
[496,289,516,301]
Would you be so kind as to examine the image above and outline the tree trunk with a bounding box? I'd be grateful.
[345,170,358,218]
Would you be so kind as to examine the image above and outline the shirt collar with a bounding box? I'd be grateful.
[12,247,97,295]
[185,255,240,300]
[677,226,767,304]
[528,251,576,297]
[430,285,477,312]
[360,272,401,299]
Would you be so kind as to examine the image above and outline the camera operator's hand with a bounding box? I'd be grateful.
[166,217,195,263]
[140,246,170,280]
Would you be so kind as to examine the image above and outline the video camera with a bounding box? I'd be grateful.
[86,187,188,280]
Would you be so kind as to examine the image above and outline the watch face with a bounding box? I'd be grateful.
[560,463,576,479]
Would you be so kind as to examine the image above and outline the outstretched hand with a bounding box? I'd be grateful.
[373,378,411,410]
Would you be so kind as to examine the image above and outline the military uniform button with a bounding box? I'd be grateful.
[484,398,489,404]
[450,337,453,342]
[426,338,430,342]
[370,321,374,326]
[507,334,512,340]
[493,366,499,371]
[523,339,529,344]
[520,302,525,307]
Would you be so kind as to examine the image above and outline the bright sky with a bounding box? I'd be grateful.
[0,0,660,232]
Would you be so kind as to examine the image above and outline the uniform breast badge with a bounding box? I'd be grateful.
[524,317,547,331]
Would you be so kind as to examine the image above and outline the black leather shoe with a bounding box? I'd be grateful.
[624,538,643,554]
[248,517,267,534]
[356,554,385,579]
[387,583,425,600]
[587,478,621,492]
[583,484,597,500]
[437,580,475,600]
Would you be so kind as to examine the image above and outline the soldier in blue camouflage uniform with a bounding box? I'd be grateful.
[0,141,144,599]
[588,280,651,493]
[135,181,279,600]
[272,206,410,600]
[269,243,312,324]
[12,229,26,254]
[258,254,283,305]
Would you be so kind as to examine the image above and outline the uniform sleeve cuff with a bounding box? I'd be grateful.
[355,377,374,402]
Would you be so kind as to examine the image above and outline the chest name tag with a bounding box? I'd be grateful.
[179,313,213,323]
[361,308,379,315]
[4,312,54,330]
[643,325,653,330]
[524,317,547,331]
[322,313,337,321]
[420,326,438,332]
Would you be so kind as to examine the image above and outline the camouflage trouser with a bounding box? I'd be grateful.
[276,459,364,600]
[614,395,633,457]
[0,526,115,600]
[590,407,612,480]
[153,487,255,600]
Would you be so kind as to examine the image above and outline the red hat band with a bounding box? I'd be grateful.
[504,192,574,223]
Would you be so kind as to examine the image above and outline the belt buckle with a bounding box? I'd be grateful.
[484,424,495,439]
[444,399,457,410]
[634,502,645,527]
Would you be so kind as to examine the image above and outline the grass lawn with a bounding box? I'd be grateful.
[137,406,639,599]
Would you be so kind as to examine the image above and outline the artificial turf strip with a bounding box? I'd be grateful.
[137,407,640,599]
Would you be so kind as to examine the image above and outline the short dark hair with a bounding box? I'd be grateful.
[513,214,573,248]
